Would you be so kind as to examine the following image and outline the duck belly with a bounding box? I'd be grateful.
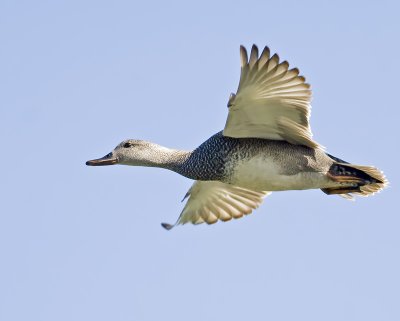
[228,156,332,191]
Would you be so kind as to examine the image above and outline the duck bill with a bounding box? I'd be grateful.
[86,154,118,166]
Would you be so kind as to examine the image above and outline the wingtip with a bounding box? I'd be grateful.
[281,60,289,68]
[249,45,259,68]
[250,44,259,57]
[239,45,248,67]
[261,45,270,54]
[161,222,174,230]
[258,46,271,67]
[271,53,280,63]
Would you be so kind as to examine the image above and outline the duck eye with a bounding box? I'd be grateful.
[123,142,132,148]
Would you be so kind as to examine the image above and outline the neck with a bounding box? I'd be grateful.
[153,147,192,173]
[124,144,192,174]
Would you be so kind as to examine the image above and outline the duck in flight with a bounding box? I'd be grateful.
[86,45,387,230]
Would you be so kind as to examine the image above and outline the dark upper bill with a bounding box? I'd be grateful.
[86,153,118,166]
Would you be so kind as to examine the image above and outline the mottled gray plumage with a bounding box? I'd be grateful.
[177,131,333,182]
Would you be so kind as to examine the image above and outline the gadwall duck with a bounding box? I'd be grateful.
[87,45,388,229]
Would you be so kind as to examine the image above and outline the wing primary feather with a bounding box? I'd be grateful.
[260,61,289,85]
[265,54,280,73]
[258,46,270,68]
[240,45,248,67]
[249,45,259,69]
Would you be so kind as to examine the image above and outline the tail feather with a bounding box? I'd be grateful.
[346,164,388,197]
[322,162,388,199]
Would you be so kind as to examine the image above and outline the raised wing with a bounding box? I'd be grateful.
[161,181,270,230]
[223,45,322,149]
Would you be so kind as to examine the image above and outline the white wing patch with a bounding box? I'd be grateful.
[223,45,323,150]
[161,181,270,230]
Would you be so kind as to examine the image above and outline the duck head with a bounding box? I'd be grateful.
[86,139,177,167]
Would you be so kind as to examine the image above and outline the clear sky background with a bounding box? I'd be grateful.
[1,1,399,320]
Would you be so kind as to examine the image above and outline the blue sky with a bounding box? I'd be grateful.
[1,1,399,320]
